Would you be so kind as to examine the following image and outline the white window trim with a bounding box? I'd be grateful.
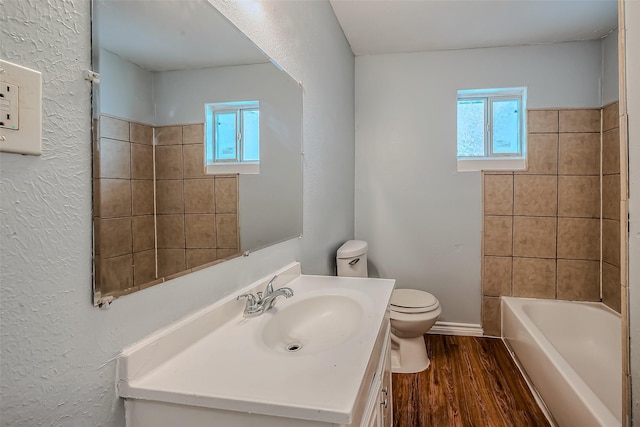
[457,87,527,172]
[205,162,259,175]
[457,156,527,172]
[205,100,260,175]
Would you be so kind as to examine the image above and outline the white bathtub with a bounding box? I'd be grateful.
[502,297,621,427]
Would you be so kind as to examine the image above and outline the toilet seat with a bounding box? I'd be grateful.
[390,289,439,314]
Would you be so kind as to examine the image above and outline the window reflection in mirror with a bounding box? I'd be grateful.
[91,0,303,305]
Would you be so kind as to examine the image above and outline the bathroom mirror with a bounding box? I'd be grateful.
[91,0,303,304]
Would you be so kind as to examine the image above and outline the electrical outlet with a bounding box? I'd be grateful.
[0,81,20,130]
[0,59,42,155]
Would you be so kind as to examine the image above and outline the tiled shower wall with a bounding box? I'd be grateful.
[482,105,621,336]
[602,102,622,313]
[93,116,239,297]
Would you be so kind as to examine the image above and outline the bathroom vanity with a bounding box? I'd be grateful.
[117,263,395,426]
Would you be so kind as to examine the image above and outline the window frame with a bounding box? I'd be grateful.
[205,101,260,175]
[456,87,527,172]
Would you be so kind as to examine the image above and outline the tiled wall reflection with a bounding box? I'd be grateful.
[482,104,621,336]
[93,116,239,297]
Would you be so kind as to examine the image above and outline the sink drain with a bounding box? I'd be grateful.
[285,343,303,352]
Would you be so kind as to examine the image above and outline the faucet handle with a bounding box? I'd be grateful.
[264,274,278,296]
[237,293,256,305]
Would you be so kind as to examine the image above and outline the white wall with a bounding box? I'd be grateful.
[154,63,303,251]
[0,1,354,426]
[355,41,603,324]
[624,0,640,421]
[99,48,155,124]
[602,31,620,106]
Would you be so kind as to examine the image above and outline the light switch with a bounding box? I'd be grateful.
[0,59,42,156]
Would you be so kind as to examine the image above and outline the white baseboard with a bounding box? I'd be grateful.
[428,321,484,337]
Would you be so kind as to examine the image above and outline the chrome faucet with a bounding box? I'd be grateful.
[237,275,294,318]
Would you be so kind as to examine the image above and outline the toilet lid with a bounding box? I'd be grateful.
[390,289,439,313]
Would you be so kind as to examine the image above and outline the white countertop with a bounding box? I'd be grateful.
[117,265,395,424]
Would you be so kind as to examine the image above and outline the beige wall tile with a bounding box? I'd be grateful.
[93,179,100,214]
[186,249,217,269]
[603,102,619,132]
[131,143,153,180]
[100,116,129,141]
[155,126,183,145]
[215,176,238,214]
[157,249,186,278]
[512,257,556,298]
[483,256,512,296]
[216,214,238,248]
[93,140,100,179]
[558,133,601,175]
[559,109,601,133]
[98,138,131,179]
[183,144,206,178]
[185,214,216,248]
[557,218,600,260]
[183,124,204,145]
[482,297,502,337]
[528,110,558,133]
[156,214,185,249]
[132,215,155,252]
[557,176,600,218]
[96,217,132,258]
[603,218,621,267]
[217,248,240,260]
[184,179,215,213]
[484,216,513,256]
[556,259,600,301]
[130,123,153,145]
[155,145,183,180]
[484,175,513,216]
[603,262,622,313]
[97,179,131,218]
[513,216,556,258]
[98,254,133,293]
[603,174,621,220]
[133,249,156,286]
[603,127,620,175]
[92,118,99,142]
[514,175,557,217]
[518,133,558,175]
[156,180,184,214]
[131,180,155,216]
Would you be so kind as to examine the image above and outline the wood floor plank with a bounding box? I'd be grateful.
[392,335,550,427]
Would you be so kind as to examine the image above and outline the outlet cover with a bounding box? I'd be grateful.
[0,59,42,155]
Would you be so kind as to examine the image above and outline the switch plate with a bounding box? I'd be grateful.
[0,59,42,155]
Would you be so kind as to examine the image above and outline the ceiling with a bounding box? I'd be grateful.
[329,0,618,56]
[95,0,268,72]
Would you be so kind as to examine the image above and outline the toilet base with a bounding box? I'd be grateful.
[390,333,430,374]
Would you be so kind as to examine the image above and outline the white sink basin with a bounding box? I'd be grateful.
[117,264,396,424]
[260,294,363,354]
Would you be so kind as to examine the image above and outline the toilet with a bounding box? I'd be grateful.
[336,240,441,374]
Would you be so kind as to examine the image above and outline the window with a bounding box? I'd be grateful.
[457,87,527,171]
[205,101,259,174]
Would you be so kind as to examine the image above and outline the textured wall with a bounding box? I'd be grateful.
[0,0,355,425]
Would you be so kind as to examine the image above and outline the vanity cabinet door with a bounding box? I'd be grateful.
[365,403,381,427]
[380,340,393,427]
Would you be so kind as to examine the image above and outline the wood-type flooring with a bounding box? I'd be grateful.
[392,335,551,427]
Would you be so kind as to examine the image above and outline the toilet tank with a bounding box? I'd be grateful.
[336,240,368,278]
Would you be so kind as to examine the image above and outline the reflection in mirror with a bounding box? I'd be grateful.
[91,0,303,304]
